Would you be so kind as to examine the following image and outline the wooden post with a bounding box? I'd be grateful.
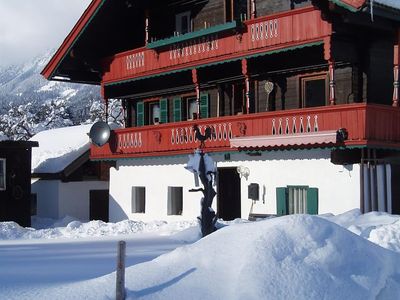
[393,29,400,107]
[328,60,336,105]
[251,0,256,19]
[324,37,335,105]
[192,69,201,118]
[241,59,250,114]
[116,240,126,300]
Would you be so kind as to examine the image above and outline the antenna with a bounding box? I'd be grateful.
[89,121,111,147]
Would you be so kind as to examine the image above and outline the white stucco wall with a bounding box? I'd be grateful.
[109,156,203,222]
[32,180,59,219]
[32,179,109,221]
[215,149,360,218]
[109,149,361,222]
[58,181,109,222]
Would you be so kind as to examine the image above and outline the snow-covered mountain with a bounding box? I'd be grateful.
[0,50,101,118]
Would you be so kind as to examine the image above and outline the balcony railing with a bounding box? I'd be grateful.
[102,7,332,85]
[90,104,400,160]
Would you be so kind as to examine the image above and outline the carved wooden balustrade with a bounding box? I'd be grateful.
[90,103,400,159]
[102,7,332,85]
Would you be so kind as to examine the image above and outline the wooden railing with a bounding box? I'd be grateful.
[102,7,332,85]
[90,104,400,159]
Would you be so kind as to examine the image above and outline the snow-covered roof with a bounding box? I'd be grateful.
[30,124,93,174]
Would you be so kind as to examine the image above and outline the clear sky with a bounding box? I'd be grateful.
[0,0,91,66]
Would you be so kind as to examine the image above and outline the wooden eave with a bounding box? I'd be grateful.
[40,0,105,81]
[0,141,38,149]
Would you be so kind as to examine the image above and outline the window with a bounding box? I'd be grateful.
[276,186,318,216]
[186,97,197,120]
[225,0,248,22]
[0,159,5,190]
[172,94,209,122]
[168,186,183,215]
[301,75,327,108]
[137,99,168,126]
[175,11,191,35]
[132,186,145,213]
[149,102,160,125]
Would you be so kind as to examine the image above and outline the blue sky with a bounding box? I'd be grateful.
[0,0,91,66]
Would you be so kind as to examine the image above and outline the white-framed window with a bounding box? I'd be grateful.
[186,97,197,120]
[148,102,160,125]
[132,186,146,213]
[168,186,183,215]
[175,11,191,35]
[0,159,5,190]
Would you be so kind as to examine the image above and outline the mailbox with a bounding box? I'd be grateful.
[248,183,259,200]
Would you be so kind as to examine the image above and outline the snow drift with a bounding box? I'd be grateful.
[37,214,400,300]
[0,218,198,240]
[119,215,400,299]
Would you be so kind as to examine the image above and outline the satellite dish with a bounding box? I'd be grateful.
[89,121,111,147]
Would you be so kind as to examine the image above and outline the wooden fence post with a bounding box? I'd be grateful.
[116,240,126,300]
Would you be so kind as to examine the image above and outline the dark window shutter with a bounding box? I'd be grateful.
[307,188,318,215]
[136,102,144,127]
[159,98,168,124]
[200,93,209,119]
[173,97,182,122]
[276,187,288,216]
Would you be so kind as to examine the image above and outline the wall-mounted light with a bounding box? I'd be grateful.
[237,165,250,180]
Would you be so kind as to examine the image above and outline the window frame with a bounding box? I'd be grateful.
[300,73,328,108]
[175,11,192,35]
[0,158,6,191]
[132,186,146,214]
[167,186,183,215]
[148,101,161,125]
[186,97,197,121]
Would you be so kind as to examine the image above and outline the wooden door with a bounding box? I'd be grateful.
[217,167,241,220]
[89,190,109,222]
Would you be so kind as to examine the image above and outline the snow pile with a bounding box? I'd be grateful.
[30,124,92,173]
[322,209,400,253]
[120,215,400,299]
[42,214,400,299]
[0,218,198,240]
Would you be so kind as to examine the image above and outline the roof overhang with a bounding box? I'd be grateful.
[41,0,106,84]
[230,130,344,150]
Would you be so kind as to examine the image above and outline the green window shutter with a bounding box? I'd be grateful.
[200,93,209,119]
[276,187,288,216]
[159,98,168,124]
[173,97,182,122]
[136,101,144,127]
[307,188,318,215]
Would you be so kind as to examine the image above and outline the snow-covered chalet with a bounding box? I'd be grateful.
[31,125,113,222]
[42,0,400,222]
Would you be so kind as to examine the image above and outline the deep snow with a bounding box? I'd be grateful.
[1,210,400,299]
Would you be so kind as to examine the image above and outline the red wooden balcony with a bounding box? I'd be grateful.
[90,104,400,160]
[101,7,332,85]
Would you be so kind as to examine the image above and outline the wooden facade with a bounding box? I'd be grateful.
[42,0,400,161]
[0,141,38,227]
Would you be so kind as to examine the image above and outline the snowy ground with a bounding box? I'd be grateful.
[1,210,400,299]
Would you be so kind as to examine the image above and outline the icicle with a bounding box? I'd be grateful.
[370,0,374,22]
